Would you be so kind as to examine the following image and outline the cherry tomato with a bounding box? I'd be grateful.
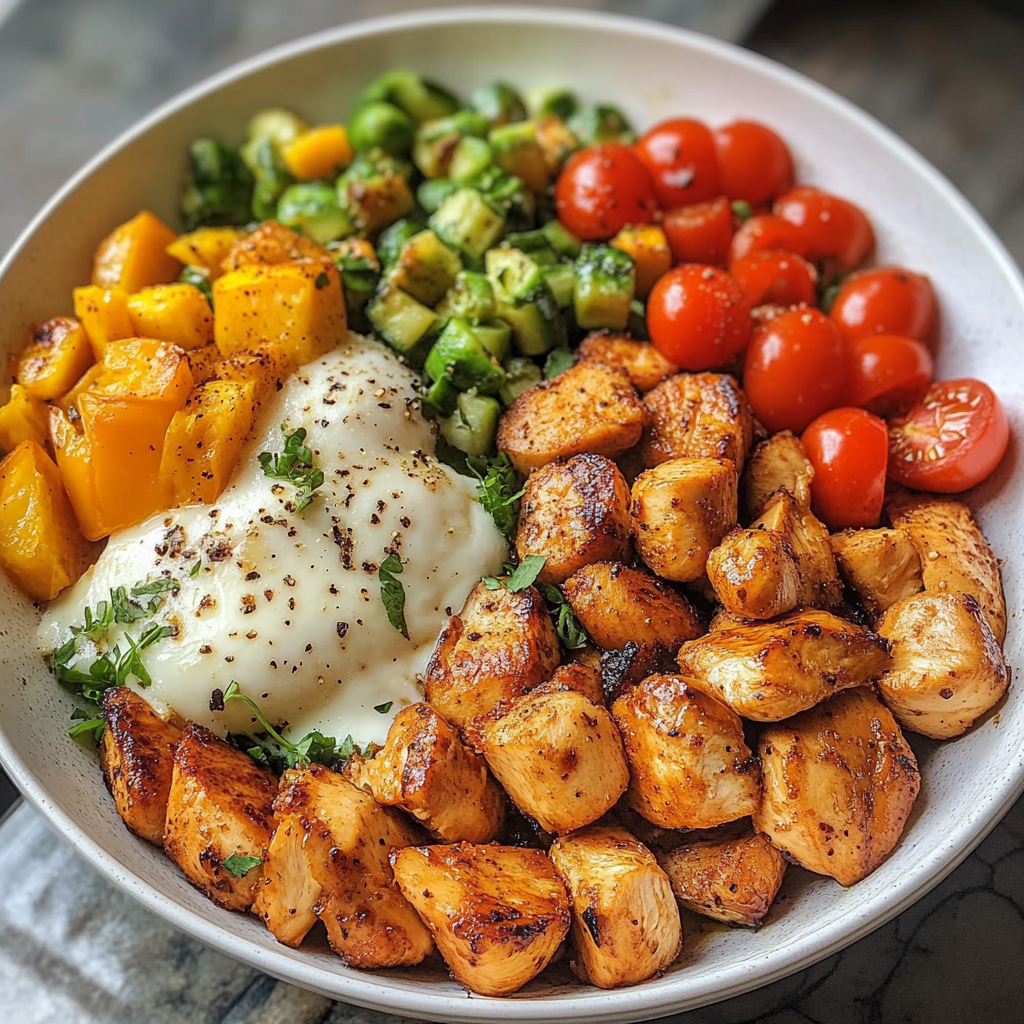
[846,334,934,419]
[647,264,752,370]
[731,250,818,307]
[729,214,808,264]
[830,267,936,344]
[634,117,720,208]
[888,378,1009,493]
[802,407,888,529]
[773,187,874,271]
[713,121,794,205]
[742,307,847,433]
[662,196,733,266]
[554,143,657,240]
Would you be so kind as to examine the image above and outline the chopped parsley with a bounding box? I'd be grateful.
[189,560,202,577]
[468,453,524,545]
[221,854,263,878]
[730,199,754,223]
[379,553,409,639]
[374,701,393,714]
[314,271,331,290]
[540,583,589,650]
[258,425,325,512]
[484,554,547,593]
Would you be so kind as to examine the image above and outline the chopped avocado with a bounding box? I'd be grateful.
[377,217,425,271]
[486,247,566,356]
[440,392,501,456]
[437,270,497,323]
[366,284,439,365]
[488,122,550,194]
[417,177,458,214]
[430,188,506,263]
[471,81,528,126]
[499,356,543,405]
[387,229,463,307]
[424,318,506,395]
[449,136,494,183]
[573,243,636,330]
[413,109,491,179]
[276,182,352,244]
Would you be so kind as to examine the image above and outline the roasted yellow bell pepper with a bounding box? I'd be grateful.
[127,283,214,351]
[214,344,298,409]
[15,317,95,402]
[55,364,103,419]
[283,125,354,181]
[220,220,334,275]
[0,384,53,454]
[610,224,672,299]
[92,210,182,294]
[73,286,135,359]
[165,227,245,280]
[186,343,223,385]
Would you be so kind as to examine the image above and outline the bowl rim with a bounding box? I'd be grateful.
[2,5,1024,1021]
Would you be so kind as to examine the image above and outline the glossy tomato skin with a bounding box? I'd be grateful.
[846,334,933,419]
[742,307,847,433]
[830,267,937,344]
[773,187,874,271]
[729,213,808,264]
[731,250,818,307]
[802,407,888,529]
[888,378,1009,493]
[554,143,657,240]
[635,117,720,208]
[713,121,794,205]
[648,264,752,371]
[662,196,733,266]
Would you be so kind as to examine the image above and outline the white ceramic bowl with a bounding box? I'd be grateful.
[2,7,1023,1022]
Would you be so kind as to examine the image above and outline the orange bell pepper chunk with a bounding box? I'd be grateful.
[0,385,52,454]
[283,125,354,181]
[610,225,672,300]
[16,317,95,402]
[127,283,214,351]
[92,210,182,294]
[73,286,135,359]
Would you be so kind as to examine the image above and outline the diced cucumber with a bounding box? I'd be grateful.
[544,263,575,309]
[485,246,548,300]
[475,319,512,363]
[276,182,352,244]
[424,318,505,395]
[387,229,463,307]
[499,356,543,406]
[488,122,550,194]
[430,188,506,262]
[437,270,496,323]
[573,243,637,330]
[366,285,439,365]
[467,166,535,232]
[471,82,528,125]
[540,219,582,259]
[422,374,459,418]
[568,104,636,145]
[449,136,494,183]
[487,246,566,356]
[353,70,460,126]
[417,177,458,214]
[413,110,491,178]
[377,217,424,271]
[528,87,579,121]
[440,392,501,457]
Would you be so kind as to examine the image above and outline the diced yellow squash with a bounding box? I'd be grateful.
[92,210,182,293]
[16,317,95,402]
[611,225,672,299]
[127,283,214,351]
[73,286,135,359]
[221,221,334,275]
[55,364,104,418]
[283,125,354,180]
[0,440,95,601]
[213,260,347,364]
[0,385,52,453]
[213,344,298,409]
[165,227,245,280]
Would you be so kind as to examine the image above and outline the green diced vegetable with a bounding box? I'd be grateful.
[486,247,565,356]
[247,108,308,148]
[449,136,494,183]
[528,87,579,121]
[628,297,649,340]
[544,346,574,379]
[422,374,459,418]
[179,265,213,304]
[540,219,582,259]
[413,110,491,179]
[336,152,415,235]
[366,285,439,364]
[440,392,501,456]
[377,217,424,271]
[417,177,458,214]
[276,182,352,244]
[353,70,460,126]
[499,356,543,405]
[467,166,535,232]
[180,139,254,230]
[474,319,512,362]
[470,81,528,126]
[387,229,463,307]
[486,246,547,301]
[241,112,303,221]
[333,239,381,329]
[544,263,575,309]
[430,188,506,262]
[424,318,505,394]
[437,270,496,323]
[488,122,549,194]
[573,243,636,330]
[348,101,415,157]
[568,104,636,146]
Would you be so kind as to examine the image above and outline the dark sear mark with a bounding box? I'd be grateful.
[332,525,355,570]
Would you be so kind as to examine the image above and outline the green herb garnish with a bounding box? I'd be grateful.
[731,199,754,222]
[189,560,202,577]
[68,709,105,745]
[374,701,394,714]
[258,425,325,512]
[540,583,589,650]
[543,347,574,380]
[484,554,547,593]
[379,553,409,639]
[314,271,331,290]
[221,854,263,878]
[468,453,524,546]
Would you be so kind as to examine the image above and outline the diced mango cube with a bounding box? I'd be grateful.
[127,283,214,351]
[73,286,135,359]
[16,317,95,402]
[165,227,246,280]
[220,221,333,275]
[92,210,182,293]
[0,384,53,453]
[611,224,672,299]
[214,344,298,409]
[283,125,354,181]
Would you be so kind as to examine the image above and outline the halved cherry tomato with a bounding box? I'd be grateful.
[554,143,657,240]
[830,267,936,344]
[729,213,808,264]
[742,307,847,433]
[802,407,888,529]
[647,264,752,370]
[713,121,794,205]
[773,187,874,271]
[846,334,933,419]
[634,117,720,208]
[662,196,733,266]
[731,250,818,307]
[888,378,1009,493]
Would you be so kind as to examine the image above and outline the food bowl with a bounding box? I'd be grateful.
[1,7,1023,1022]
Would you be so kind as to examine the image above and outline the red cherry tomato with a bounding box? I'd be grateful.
[888,378,1009,493]
[554,143,657,240]
[830,267,937,344]
[773,187,874,271]
[634,117,720,208]
[662,196,733,266]
[713,121,794,205]
[846,334,934,419]
[647,264,752,371]
[742,307,847,433]
[729,214,809,264]
[730,250,818,307]
[801,407,888,529]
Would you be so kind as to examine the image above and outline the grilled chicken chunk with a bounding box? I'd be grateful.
[576,332,679,392]
[100,688,182,845]
[658,828,787,927]
[515,453,633,585]
[631,457,738,582]
[830,526,923,619]
[480,686,629,833]
[640,372,754,472]
[349,703,504,843]
[877,592,1009,739]
[753,688,921,886]
[391,843,571,997]
[706,526,801,620]
[538,662,607,705]
[739,430,813,521]
[163,722,277,912]
[549,825,682,988]
[612,674,760,829]
[676,609,891,721]
[497,361,644,475]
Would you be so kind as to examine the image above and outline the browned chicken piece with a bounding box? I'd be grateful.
[533,662,606,705]
[391,843,571,997]
[575,332,680,392]
[830,526,923,619]
[515,453,633,585]
[677,609,891,721]
[549,825,682,988]
[753,489,842,609]
[753,687,921,886]
[640,372,754,472]
[612,674,760,829]
[220,220,333,272]
[480,686,629,833]
[614,443,648,487]
[739,430,814,521]
[631,457,738,582]
[497,361,644,475]
[877,591,1008,739]
[348,703,504,843]
[163,722,278,912]
[99,688,182,846]
[887,494,1006,643]
[424,580,561,739]
[658,829,787,927]
[708,609,758,631]
[598,644,678,703]
[706,526,800,620]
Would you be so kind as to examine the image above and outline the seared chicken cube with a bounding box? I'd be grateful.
[631,457,738,582]
[534,662,606,705]
[677,609,891,721]
[480,686,629,833]
[516,453,633,585]
[391,842,571,997]
[753,687,920,886]
[708,609,758,632]
[576,331,679,392]
[611,674,760,829]
[706,526,800,620]
[599,643,679,703]
[739,430,814,521]
[349,702,504,843]
[100,687,182,845]
[549,825,682,988]
[877,591,1008,739]
[497,361,644,475]
[830,526,923,618]
[163,722,277,912]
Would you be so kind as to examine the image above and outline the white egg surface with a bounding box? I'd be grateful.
[39,334,508,746]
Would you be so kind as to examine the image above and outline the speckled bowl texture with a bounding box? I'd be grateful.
[1,8,1023,1023]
